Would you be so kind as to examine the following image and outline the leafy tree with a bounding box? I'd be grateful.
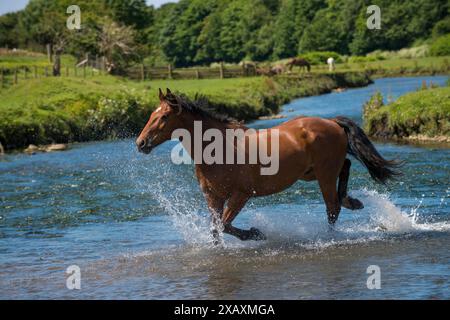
[105,0,153,29]
[299,0,362,54]
[272,0,298,59]
[160,0,217,66]
[0,12,20,48]
[432,17,450,38]
[99,20,136,73]
[1,0,449,66]
[195,11,224,63]
[350,0,449,55]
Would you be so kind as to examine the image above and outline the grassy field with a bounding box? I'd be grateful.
[364,84,450,141]
[313,56,450,77]
[0,72,371,150]
[0,50,76,69]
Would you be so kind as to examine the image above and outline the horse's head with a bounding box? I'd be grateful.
[136,88,183,154]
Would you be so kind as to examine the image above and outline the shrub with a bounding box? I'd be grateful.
[368,46,430,59]
[300,51,342,65]
[364,86,450,138]
[86,89,152,139]
[432,18,450,38]
[430,34,450,56]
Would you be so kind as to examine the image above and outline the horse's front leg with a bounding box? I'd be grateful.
[222,193,266,241]
[203,192,225,245]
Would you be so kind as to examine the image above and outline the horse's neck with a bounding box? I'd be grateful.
[181,113,231,135]
[179,113,224,155]
[179,113,246,165]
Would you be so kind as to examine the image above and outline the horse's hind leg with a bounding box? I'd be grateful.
[338,159,364,210]
[317,173,341,225]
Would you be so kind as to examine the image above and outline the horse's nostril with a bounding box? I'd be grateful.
[136,138,146,150]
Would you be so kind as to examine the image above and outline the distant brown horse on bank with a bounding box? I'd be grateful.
[286,58,311,72]
[256,64,284,77]
[136,89,401,242]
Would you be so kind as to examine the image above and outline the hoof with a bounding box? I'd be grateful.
[342,197,364,210]
[327,223,336,232]
[249,227,267,241]
[211,229,221,246]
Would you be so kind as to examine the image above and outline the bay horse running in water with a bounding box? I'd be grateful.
[136,89,401,242]
[286,58,311,72]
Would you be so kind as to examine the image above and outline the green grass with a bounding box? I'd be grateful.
[271,54,450,77]
[316,56,450,76]
[0,76,274,116]
[0,72,371,150]
[0,53,76,69]
[364,85,450,139]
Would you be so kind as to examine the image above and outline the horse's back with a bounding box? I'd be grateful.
[278,116,348,162]
[278,116,344,139]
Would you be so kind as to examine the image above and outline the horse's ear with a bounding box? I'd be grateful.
[166,88,172,96]
[158,88,164,101]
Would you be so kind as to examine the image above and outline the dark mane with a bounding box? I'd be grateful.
[164,93,238,124]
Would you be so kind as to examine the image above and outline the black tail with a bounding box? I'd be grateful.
[334,116,402,184]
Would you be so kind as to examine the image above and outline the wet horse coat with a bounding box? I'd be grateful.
[136,89,401,242]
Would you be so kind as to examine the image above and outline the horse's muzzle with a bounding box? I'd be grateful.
[136,138,153,154]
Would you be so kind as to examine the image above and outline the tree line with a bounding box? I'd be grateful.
[0,0,449,69]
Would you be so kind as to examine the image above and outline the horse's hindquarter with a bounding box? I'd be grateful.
[252,117,348,196]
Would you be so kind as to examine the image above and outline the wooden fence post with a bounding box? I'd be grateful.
[141,64,145,81]
[219,62,224,79]
[168,64,173,79]
[74,66,78,77]
[83,65,86,78]
[14,69,18,84]
[0,68,4,88]
[46,44,52,63]
[44,67,49,77]
[101,57,106,75]
[195,69,200,79]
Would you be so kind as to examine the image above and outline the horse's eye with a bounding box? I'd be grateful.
[161,115,168,121]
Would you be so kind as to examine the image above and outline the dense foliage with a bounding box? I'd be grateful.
[0,0,449,67]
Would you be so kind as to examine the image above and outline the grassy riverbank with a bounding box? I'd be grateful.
[324,56,450,78]
[363,84,450,143]
[0,72,371,151]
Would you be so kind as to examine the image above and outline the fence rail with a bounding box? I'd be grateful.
[125,63,258,81]
[0,64,106,88]
[0,62,260,88]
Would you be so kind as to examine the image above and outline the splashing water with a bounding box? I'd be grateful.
[141,162,218,247]
[144,177,450,252]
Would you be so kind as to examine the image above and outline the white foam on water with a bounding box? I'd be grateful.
[246,189,450,250]
[144,164,449,252]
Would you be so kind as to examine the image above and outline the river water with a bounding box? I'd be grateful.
[0,76,449,299]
